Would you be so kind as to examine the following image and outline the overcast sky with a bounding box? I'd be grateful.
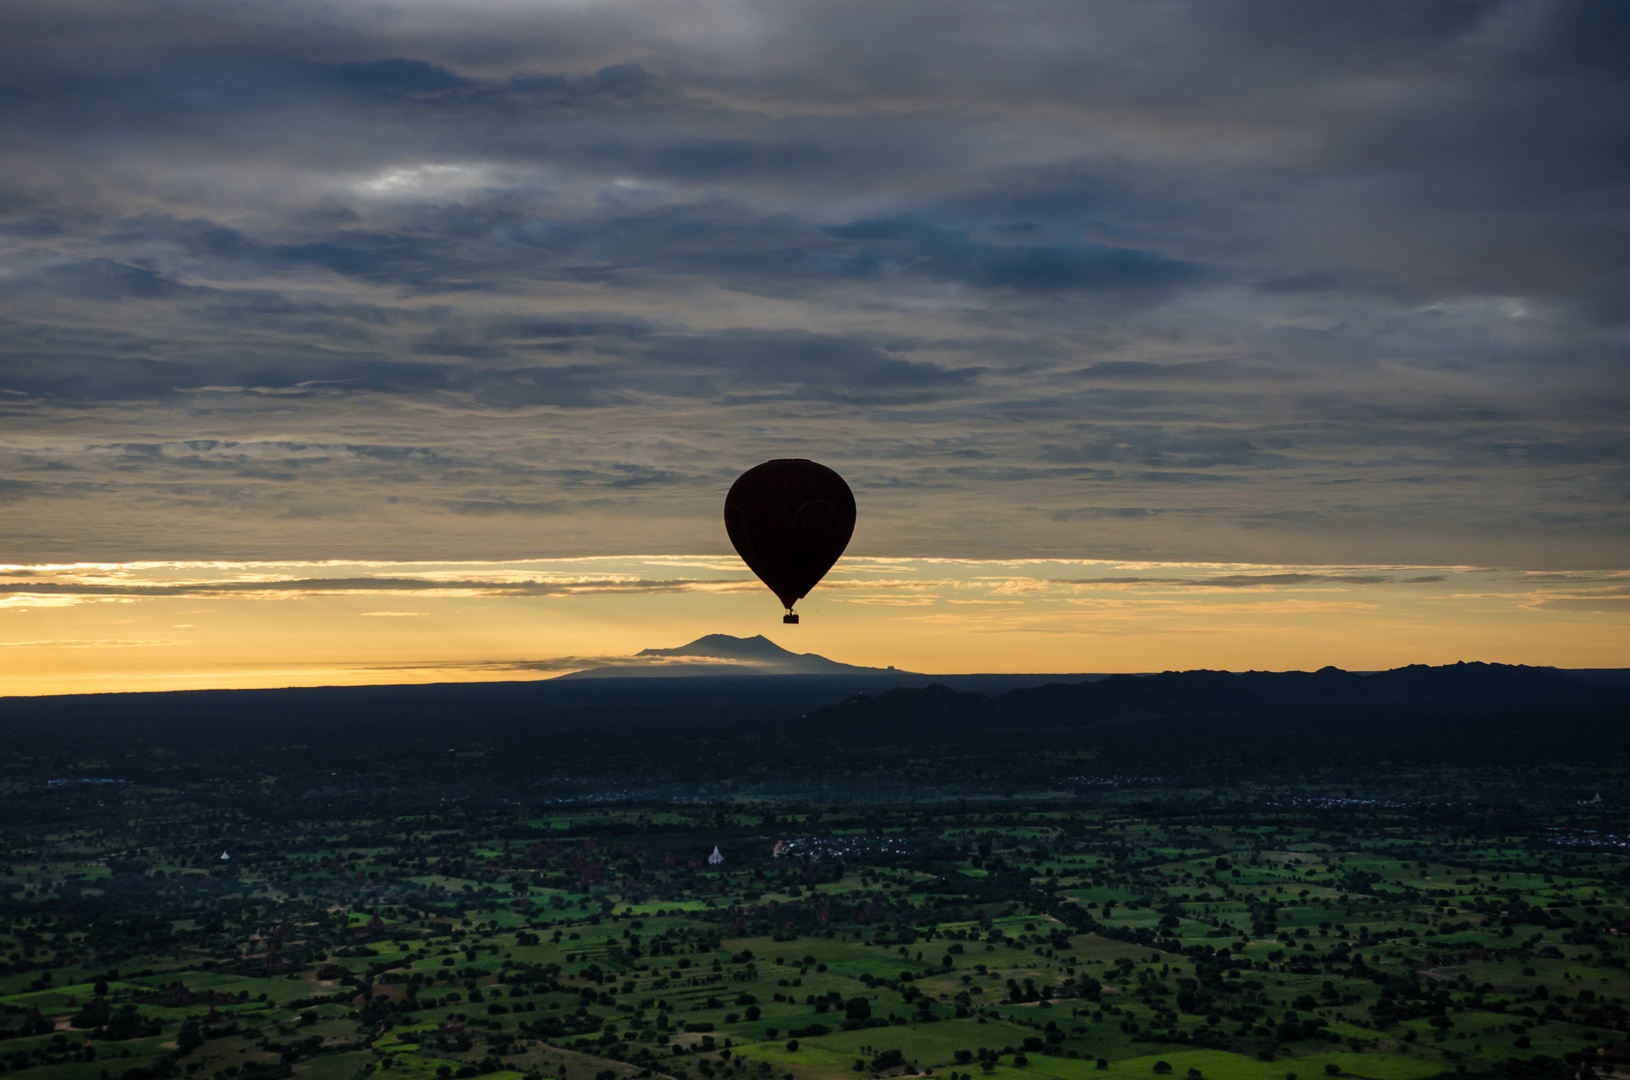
[2,0,1626,569]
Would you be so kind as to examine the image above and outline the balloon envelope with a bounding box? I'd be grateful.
[724,459,856,616]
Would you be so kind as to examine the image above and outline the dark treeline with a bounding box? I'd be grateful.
[0,664,1625,816]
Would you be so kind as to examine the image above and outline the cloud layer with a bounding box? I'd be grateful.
[0,556,1623,695]
[1,0,1626,567]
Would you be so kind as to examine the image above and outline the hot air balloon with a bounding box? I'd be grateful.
[724,459,855,623]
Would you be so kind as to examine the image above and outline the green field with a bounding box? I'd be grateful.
[4,788,1628,1080]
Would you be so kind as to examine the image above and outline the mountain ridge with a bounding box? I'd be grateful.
[558,633,909,679]
[806,660,1611,728]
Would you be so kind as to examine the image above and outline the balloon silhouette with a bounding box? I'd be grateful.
[724,459,856,623]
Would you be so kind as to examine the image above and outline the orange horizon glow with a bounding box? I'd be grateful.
[0,555,1625,698]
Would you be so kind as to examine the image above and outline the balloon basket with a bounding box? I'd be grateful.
[783,613,800,624]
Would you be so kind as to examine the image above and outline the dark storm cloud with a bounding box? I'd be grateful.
[822,217,1203,293]
[0,0,1625,566]
[1039,429,1294,470]
[9,258,186,301]
[0,307,975,407]
[1255,273,1342,296]
[0,348,453,402]
[1069,362,1291,383]
[608,137,837,183]
[641,330,982,402]
[0,49,656,143]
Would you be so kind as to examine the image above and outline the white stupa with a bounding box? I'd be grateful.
[707,846,724,866]
[220,851,230,860]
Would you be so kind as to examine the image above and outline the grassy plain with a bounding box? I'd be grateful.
[6,793,1630,1080]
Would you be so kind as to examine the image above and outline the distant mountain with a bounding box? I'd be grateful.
[556,634,910,679]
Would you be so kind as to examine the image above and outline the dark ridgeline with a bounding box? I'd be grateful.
[0,661,1624,809]
[812,660,1614,725]
[805,662,1630,779]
